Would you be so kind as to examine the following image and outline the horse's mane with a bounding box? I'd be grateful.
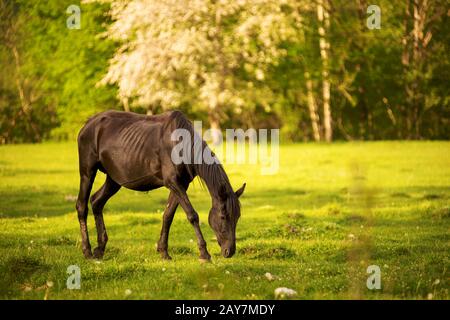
[167,110,241,218]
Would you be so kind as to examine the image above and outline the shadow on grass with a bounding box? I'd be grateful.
[0,256,50,298]
[245,185,449,211]
[0,187,170,218]
[0,168,74,176]
[0,184,448,219]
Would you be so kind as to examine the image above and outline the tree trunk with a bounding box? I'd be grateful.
[401,0,411,139]
[411,0,428,139]
[122,97,130,112]
[208,111,221,146]
[209,4,224,147]
[357,0,373,140]
[11,44,41,141]
[317,0,332,142]
[402,0,429,139]
[304,71,321,142]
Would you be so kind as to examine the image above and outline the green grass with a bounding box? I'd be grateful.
[0,141,449,300]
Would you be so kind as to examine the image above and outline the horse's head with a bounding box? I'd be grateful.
[208,183,246,258]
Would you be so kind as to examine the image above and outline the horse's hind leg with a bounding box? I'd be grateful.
[76,165,97,259]
[157,191,178,260]
[90,175,121,259]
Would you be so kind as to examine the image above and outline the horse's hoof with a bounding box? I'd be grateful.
[83,250,93,259]
[199,257,211,263]
[93,248,105,259]
[161,254,172,260]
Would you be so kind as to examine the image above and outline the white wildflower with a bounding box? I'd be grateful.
[265,272,276,281]
[274,287,297,299]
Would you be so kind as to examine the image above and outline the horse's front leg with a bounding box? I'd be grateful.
[157,191,178,260]
[167,181,211,262]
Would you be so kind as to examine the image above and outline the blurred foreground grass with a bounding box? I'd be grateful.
[0,141,448,299]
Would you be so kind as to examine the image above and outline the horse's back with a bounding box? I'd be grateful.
[78,110,174,146]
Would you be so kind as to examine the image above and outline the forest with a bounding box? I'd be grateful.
[1,0,448,143]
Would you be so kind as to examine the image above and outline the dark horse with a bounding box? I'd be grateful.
[76,110,245,261]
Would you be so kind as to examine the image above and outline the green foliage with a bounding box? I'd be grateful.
[0,0,118,143]
[0,0,449,142]
[0,142,448,299]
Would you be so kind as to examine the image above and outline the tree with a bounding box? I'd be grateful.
[304,70,321,141]
[1,0,448,143]
[0,0,118,143]
[98,0,303,143]
[0,0,49,142]
[401,0,448,139]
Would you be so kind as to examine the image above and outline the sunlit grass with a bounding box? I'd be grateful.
[0,141,449,299]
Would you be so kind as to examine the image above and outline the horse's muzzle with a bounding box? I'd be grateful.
[222,245,236,258]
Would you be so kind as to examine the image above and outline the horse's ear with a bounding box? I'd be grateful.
[235,183,246,198]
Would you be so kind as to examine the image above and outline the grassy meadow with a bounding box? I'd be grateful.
[0,141,449,299]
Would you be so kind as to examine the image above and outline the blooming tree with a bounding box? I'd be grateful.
[96,0,302,138]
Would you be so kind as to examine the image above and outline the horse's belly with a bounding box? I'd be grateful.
[99,148,163,189]
[122,175,164,191]
[95,117,165,190]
